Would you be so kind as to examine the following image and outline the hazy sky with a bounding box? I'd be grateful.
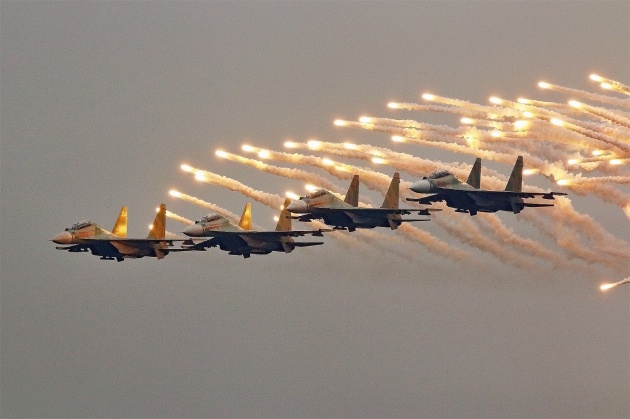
[1,1,628,417]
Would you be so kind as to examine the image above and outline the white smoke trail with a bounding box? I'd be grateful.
[168,189,265,229]
[599,277,630,291]
[515,118,614,154]
[362,116,465,136]
[568,101,630,128]
[338,119,470,146]
[590,74,630,96]
[431,215,535,269]
[476,213,576,268]
[164,230,182,239]
[306,220,376,254]
[559,179,630,209]
[231,146,377,205]
[558,175,630,186]
[549,127,629,161]
[350,228,423,262]
[397,223,471,262]
[517,198,630,270]
[295,140,511,183]
[386,102,488,118]
[538,81,630,109]
[165,210,193,225]
[338,120,578,181]
[182,164,285,209]
[421,93,522,118]
[217,150,345,193]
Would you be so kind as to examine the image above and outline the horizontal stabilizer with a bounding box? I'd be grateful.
[167,247,203,252]
[522,203,554,208]
[417,208,441,215]
[542,192,568,199]
[407,197,435,205]
[399,218,430,222]
[56,245,81,250]
[291,241,324,247]
[281,241,323,253]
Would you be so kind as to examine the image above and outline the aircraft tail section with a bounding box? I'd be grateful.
[276,198,292,231]
[381,172,400,209]
[466,158,481,188]
[112,206,128,237]
[505,156,523,192]
[148,204,166,239]
[239,203,252,230]
[344,175,360,206]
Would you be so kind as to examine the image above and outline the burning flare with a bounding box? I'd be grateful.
[600,277,630,291]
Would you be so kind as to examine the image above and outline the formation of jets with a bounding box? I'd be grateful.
[52,156,567,261]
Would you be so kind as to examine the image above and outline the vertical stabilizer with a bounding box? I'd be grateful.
[505,156,523,192]
[381,172,400,209]
[238,203,252,230]
[148,204,166,239]
[112,206,128,237]
[275,198,292,231]
[466,158,481,189]
[344,175,360,206]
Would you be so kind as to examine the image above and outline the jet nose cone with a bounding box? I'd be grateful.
[285,200,307,213]
[183,224,203,237]
[410,180,431,193]
[51,231,73,244]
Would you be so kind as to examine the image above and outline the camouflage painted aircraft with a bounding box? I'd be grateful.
[285,172,432,232]
[182,198,330,258]
[51,204,190,261]
[407,156,567,215]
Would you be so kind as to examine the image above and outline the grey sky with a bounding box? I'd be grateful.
[1,1,628,417]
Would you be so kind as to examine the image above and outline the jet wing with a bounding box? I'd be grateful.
[183,237,222,250]
[455,190,567,200]
[406,193,444,205]
[299,207,433,216]
[83,238,183,248]
[335,208,410,215]
[55,244,90,251]
[407,189,565,204]
[203,229,330,240]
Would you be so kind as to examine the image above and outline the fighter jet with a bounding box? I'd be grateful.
[285,172,432,232]
[51,204,190,261]
[182,198,330,258]
[407,156,567,215]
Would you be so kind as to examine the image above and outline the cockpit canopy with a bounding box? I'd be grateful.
[427,170,452,180]
[304,189,328,200]
[66,220,94,231]
[199,214,223,224]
